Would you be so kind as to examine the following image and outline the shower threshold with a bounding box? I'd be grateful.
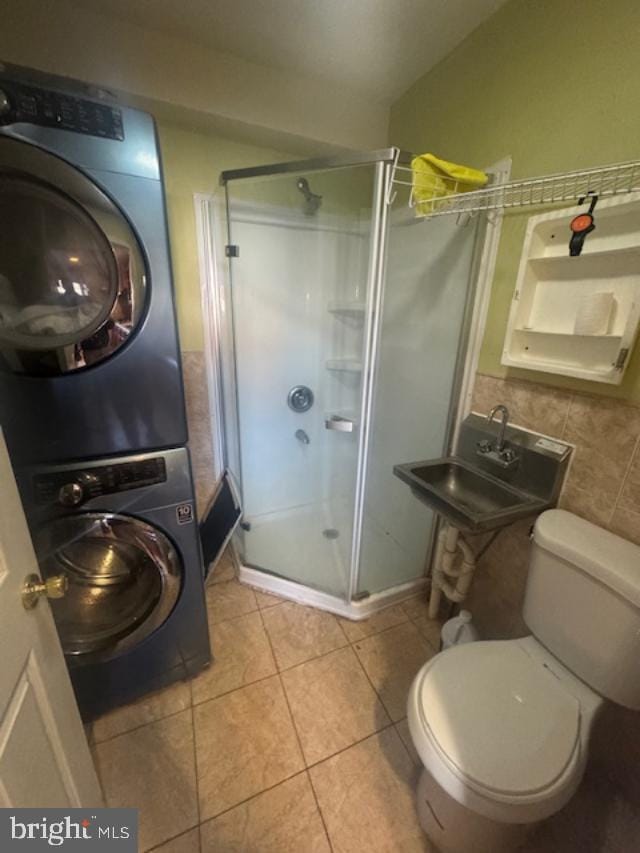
[237,559,427,621]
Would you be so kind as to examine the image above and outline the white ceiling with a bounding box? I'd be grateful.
[72,0,506,103]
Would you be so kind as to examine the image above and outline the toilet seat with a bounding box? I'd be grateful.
[408,640,590,824]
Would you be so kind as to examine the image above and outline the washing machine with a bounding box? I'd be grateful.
[0,62,187,465]
[19,447,211,720]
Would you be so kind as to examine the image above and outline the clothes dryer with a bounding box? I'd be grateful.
[0,63,187,464]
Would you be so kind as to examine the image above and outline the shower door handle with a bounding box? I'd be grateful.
[325,415,356,433]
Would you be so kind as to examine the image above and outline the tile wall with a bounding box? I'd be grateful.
[181,351,217,517]
[468,372,640,634]
[468,370,640,814]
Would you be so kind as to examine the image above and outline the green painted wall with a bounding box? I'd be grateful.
[389,0,640,401]
[157,122,291,351]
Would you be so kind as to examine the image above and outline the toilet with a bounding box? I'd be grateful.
[408,509,640,853]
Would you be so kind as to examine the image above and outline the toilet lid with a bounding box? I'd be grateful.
[417,642,581,798]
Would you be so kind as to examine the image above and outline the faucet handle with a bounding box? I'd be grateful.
[501,447,517,463]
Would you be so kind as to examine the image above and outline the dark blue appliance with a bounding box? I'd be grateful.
[0,63,187,465]
[20,447,211,720]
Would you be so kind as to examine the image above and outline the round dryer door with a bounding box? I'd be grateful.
[0,136,147,375]
[35,513,181,662]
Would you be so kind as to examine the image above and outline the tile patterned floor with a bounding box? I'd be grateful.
[90,549,440,851]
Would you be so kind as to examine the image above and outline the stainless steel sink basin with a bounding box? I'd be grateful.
[393,457,546,533]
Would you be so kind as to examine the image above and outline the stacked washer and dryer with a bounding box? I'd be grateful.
[0,63,210,719]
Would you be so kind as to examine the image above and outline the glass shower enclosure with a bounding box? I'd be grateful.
[216,149,483,614]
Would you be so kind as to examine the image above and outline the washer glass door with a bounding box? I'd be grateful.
[36,513,181,661]
[0,137,147,375]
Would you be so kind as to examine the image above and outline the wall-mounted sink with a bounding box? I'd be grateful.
[394,413,572,533]
[394,457,545,533]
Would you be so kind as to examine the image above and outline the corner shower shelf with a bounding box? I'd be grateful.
[502,194,640,384]
[325,358,363,373]
[327,301,366,315]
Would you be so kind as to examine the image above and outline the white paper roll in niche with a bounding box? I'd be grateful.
[573,291,615,336]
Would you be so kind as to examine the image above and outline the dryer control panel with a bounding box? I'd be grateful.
[0,80,124,140]
[34,457,167,507]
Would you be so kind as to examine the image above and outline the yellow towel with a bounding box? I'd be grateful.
[411,153,488,215]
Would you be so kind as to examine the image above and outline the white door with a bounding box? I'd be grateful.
[0,430,102,807]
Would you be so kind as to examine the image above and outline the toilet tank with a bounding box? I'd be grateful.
[524,509,640,709]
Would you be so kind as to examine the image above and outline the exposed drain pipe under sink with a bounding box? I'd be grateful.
[429,523,477,618]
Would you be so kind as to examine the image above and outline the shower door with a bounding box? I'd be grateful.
[223,163,382,598]
[356,207,482,596]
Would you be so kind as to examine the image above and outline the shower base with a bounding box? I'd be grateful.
[236,499,428,619]
[238,561,427,621]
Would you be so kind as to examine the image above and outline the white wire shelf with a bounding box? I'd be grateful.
[389,158,640,219]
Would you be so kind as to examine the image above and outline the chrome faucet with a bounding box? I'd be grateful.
[476,404,519,468]
[487,404,510,451]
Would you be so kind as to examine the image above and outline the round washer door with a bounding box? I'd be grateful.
[35,513,181,662]
[0,136,147,375]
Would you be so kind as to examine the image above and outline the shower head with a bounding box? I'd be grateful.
[296,177,322,216]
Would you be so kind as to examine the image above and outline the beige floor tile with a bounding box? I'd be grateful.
[191,611,276,704]
[519,763,634,853]
[309,728,429,853]
[254,588,284,609]
[282,646,390,765]
[262,601,348,670]
[205,578,257,623]
[395,718,421,766]
[193,675,304,821]
[151,827,200,853]
[200,772,330,852]
[354,622,433,721]
[92,680,191,743]
[338,603,408,642]
[94,710,198,852]
[411,616,443,651]
[400,593,430,621]
[207,552,236,584]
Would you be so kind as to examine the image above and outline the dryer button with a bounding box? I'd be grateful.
[58,482,84,507]
[0,88,12,121]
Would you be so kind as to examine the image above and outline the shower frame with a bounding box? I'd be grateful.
[198,148,507,619]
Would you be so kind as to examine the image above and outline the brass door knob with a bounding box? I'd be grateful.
[22,573,68,610]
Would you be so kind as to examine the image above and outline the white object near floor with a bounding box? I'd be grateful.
[0,430,102,807]
[440,610,479,649]
[502,193,640,383]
